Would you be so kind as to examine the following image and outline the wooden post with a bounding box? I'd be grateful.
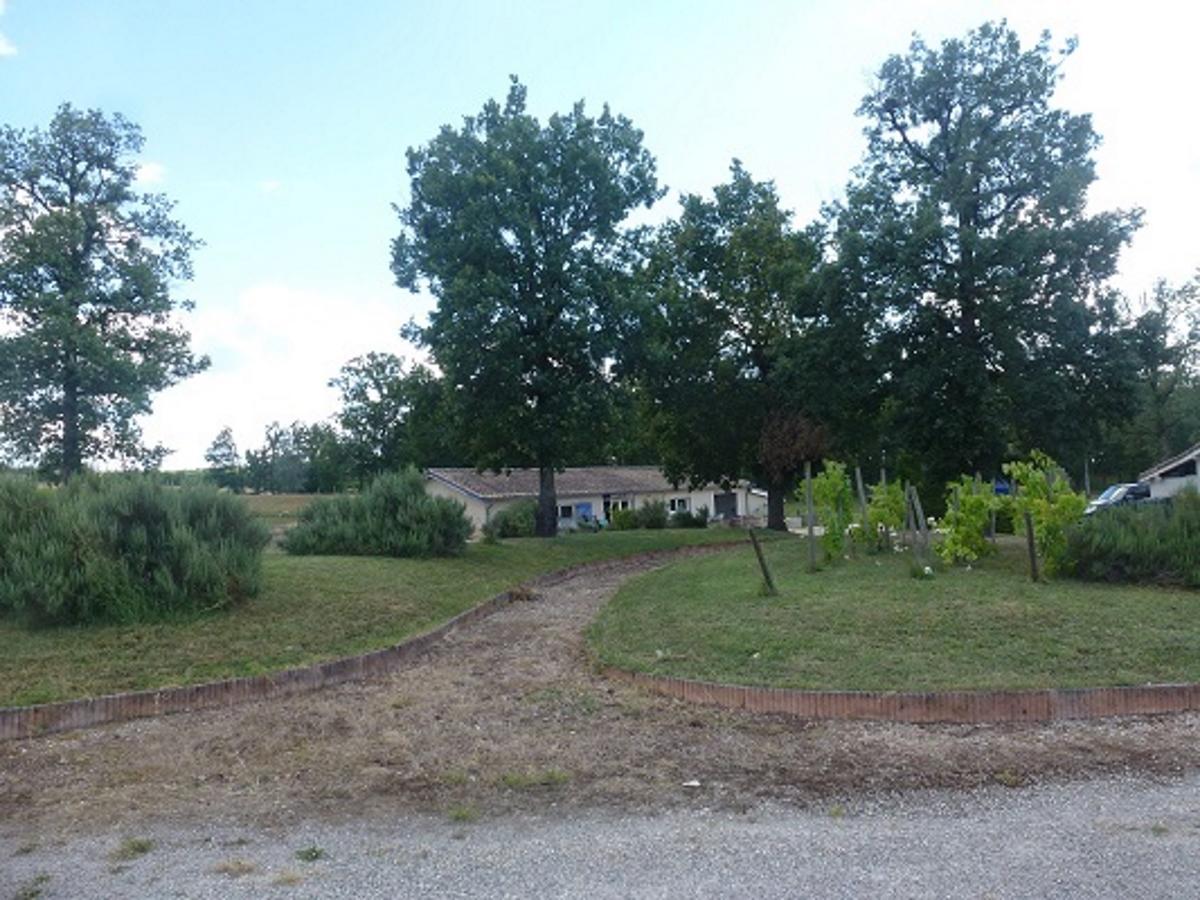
[748,529,777,596]
[805,460,817,572]
[903,481,915,550]
[854,465,869,557]
[1023,510,1039,582]
[1084,456,1091,499]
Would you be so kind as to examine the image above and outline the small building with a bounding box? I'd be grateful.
[425,466,766,533]
[1139,441,1200,500]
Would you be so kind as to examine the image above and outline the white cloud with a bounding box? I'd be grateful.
[141,281,420,468]
[0,33,15,57]
[135,161,167,185]
[259,179,282,194]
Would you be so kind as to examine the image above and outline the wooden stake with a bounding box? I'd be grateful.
[854,465,869,531]
[805,460,817,572]
[1023,510,1039,582]
[748,529,777,596]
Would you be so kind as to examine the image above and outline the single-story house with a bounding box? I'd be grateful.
[1139,441,1200,500]
[425,466,767,532]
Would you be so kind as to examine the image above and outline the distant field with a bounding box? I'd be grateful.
[0,527,747,707]
[240,493,319,524]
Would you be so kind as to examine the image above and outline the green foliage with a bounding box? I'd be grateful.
[482,499,537,541]
[1064,491,1200,587]
[867,479,905,544]
[637,500,668,530]
[0,105,208,478]
[610,508,638,530]
[205,427,243,491]
[836,22,1142,488]
[811,460,854,559]
[937,476,998,564]
[0,475,268,625]
[1003,451,1088,574]
[669,506,709,529]
[282,469,471,558]
[393,78,662,536]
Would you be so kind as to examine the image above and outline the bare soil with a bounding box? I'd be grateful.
[4,553,1200,838]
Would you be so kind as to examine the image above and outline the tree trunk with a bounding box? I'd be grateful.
[535,465,558,538]
[61,364,82,481]
[766,479,788,531]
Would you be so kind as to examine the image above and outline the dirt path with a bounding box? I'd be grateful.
[3,552,1200,839]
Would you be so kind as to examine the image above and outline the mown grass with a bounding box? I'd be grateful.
[240,493,316,528]
[588,537,1200,692]
[0,528,744,707]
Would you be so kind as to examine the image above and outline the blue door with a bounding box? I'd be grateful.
[575,502,593,522]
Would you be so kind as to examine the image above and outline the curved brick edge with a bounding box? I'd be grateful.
[0,542,736,742]
[602,668,1200,723]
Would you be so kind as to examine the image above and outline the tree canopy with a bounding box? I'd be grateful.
[835,21,1143,490]
[0,104,208,479]
[392,77,662,535]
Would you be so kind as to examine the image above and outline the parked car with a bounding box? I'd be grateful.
[1084,482,1150,516]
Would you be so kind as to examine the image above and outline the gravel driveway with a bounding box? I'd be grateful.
[5,773,1200,898]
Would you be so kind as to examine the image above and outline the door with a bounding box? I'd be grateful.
[713,492,737,518]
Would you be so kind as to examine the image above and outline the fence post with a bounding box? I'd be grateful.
[1023,510,1040,582]
[805,460,818,573]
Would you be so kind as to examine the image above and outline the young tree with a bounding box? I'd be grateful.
[204,426,243,491]
[625,163,831,530]
[392,78,662,536]
[0,105,208,479]
[836,22,1142,488]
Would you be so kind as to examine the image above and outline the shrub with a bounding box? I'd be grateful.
[669,506,709,529]
[635,500,668,530]
[867,479,905,548]
[811,460,855,559]
[1064,490,1200,587]
[282,468,471,557]
[1002,451,1087,575]
[482,499,536,541]
[610,508,638,530]
[0,475,269,625]
[937,476,998,564]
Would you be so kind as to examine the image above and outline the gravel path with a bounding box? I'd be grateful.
[5,773,1200,898]
[3,549,1200,895]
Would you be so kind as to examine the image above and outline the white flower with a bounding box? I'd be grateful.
[923,565,933,576]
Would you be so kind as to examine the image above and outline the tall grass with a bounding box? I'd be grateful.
[282,468,472,557]
[0,475,270,625]
[1064,491,1200,587]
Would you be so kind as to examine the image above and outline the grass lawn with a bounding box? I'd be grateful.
[588,537,1200,692]
[0,528,745,708]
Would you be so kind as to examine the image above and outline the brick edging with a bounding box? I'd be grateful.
[601,668,1200,723]
[0,542,736,742]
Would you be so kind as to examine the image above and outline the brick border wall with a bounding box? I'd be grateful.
[0,543,733,742]
[602,668,1200,723]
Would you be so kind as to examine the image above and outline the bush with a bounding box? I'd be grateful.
[669,506,709,529]
[1002,451,1087,575]
[867,479,905,548]
[0,475,269,625]
[282,468,471,557]
[812,460,855,559]
[611,508,638,530]
[1064,491,1200,587]
[636,500,668,530]
[482,499,536,541]
[937,476,998,564]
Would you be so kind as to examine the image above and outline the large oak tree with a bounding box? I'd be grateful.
[836,22,1142,489]
[0,105,207,479]
[392,79,661,536]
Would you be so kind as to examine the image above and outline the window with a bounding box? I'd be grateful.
[558,505,574,519]
[668,497,689,512]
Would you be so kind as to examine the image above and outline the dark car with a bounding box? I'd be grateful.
[1084,482,1150,516]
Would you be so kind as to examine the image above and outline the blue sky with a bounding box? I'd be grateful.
[2,1,1198,468]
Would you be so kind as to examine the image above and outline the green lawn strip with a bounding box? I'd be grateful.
[0,528,745,708]
[588,538,1200,692]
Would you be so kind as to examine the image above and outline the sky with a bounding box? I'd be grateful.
[1,0,1198,469]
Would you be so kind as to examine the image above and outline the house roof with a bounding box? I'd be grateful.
[426,466,716,501]
[1139,440,1200,481]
